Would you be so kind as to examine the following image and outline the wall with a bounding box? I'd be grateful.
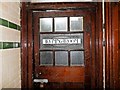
[0,1,21,89]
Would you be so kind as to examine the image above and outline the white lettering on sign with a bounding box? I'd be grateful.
[43,38,81,45]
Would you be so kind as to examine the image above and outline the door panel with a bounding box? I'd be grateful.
[35,67,84,82]
[33,9,95,89]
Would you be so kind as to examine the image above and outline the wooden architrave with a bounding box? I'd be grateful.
[119,2,120,88]
[21,2,28,88]
[105,2,119,89]
[21,2,103,88]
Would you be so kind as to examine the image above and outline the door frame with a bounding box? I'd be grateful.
[105,2,119,89]
[21,2,103,88]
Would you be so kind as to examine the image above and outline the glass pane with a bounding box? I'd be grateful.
[40,18,53,32]
[54,17,67,32]
[55,51,68,66]
[40,33,83,50]
[70,17,83,31]
[70,51,84,66]
[40,51,53,66]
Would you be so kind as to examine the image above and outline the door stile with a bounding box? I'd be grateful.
[33,14,40,67]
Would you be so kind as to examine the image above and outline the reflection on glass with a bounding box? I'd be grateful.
[55,51,68,66]
[40,51,53,66]
[54,17,67,32]
[70,51,84,66]
[70,17,83,31]
[40,18,53,32]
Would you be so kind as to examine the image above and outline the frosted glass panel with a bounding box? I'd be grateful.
[40,18,53,32]
[54,17,67,32]
[55,51,68,66]
[70,51,84,66]
[40,33,83,50]
[70,17,83,31]
[40,51,53,66]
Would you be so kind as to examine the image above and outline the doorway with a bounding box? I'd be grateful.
[34,8,95,89]
[21,2,103,89]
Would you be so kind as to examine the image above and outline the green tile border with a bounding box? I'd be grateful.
[17,25,21,30]
[0,42,3,49]
[0,42,20,49]
[0,18,21,49]
[0,18,21,31]
[9,22,17,30]
[0,18,8,27]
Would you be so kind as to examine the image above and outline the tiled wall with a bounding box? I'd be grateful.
[0,1,21,89]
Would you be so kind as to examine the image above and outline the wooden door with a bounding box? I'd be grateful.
[33,8,95,89]
[21,2,103,89]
